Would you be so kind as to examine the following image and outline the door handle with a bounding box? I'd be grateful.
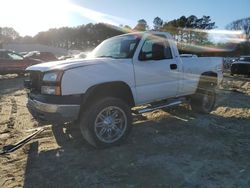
[170,64,177,70]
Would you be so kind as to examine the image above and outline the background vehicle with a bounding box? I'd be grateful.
[24,51,58,62]
[72,52,89,59]
[0,49,42,75]
[25,32,223,148]
[19,52,29,56]
[58,55,73,60]
[231,56,250,76]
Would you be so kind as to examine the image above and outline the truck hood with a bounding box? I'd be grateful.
[26,58,115,72]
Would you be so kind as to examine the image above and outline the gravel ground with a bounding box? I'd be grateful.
[0,74,250,188]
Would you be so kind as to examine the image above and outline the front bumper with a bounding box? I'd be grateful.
[27,93,81,124]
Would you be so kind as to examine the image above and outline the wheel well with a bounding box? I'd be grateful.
[82,81,135,108]
[197,71,218,91]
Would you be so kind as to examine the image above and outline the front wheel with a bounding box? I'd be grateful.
[191,88,216,114]
[79,97,132,148]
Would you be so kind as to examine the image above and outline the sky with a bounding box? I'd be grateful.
[0,0,249,37]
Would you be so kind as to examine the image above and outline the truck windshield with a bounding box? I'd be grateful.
[89,34,141,59]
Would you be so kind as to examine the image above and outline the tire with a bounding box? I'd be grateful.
[79,97,132,148]
[191,88,216,114]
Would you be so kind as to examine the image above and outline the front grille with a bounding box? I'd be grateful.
[26,71,43,93]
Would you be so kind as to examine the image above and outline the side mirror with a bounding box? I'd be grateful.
[139,52,153,61]
[139,52,146,61]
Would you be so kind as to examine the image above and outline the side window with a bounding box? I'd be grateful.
[139,35,172,61]
[140,40,154,59]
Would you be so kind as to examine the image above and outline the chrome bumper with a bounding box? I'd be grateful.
[27,98,80,123]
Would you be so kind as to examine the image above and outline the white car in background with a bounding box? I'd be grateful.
[73,52,89,59]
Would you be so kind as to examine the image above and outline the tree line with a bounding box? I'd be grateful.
[0,16,250,56]
[0,23,124,51]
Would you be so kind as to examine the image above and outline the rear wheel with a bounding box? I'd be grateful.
[79,97,132,148]
[191,88,216,114]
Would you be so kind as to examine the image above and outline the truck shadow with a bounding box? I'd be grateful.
[22,102,250,187]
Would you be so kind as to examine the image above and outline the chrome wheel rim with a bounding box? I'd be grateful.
[94,106,127,143]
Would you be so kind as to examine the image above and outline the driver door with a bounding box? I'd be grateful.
[133,34,180,104]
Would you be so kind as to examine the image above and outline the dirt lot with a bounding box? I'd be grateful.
[0,74,250,188]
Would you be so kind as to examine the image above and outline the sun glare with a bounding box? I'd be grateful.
[67,3,130,26]
[0,0,71,36]
[0,0,131,36]
[0,0,73,36]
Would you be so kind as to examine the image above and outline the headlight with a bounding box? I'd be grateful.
[43,71,60,82]
[41,71,63,95]
[41,86,61,95]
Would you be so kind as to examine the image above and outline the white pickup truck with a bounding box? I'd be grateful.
[25,31,223,148]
